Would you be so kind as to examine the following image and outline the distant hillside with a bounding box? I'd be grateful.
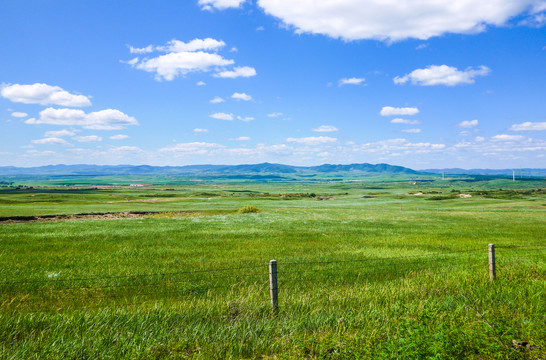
[0,162,419,176]
[310,163,418,174]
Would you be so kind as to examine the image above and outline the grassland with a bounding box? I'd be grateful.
[0,176,545,359]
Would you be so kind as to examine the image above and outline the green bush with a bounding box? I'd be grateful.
[237,205,260,213]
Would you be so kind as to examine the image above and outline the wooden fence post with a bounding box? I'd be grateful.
[269,260,278,312]
[488,244,496,281]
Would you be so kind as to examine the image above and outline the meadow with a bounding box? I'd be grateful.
[0,175,544,359]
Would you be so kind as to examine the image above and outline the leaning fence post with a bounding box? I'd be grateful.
[269,260,278,312]
[488,244,496,281]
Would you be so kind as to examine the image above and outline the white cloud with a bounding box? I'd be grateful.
[457,120,479,128]
[135,51,233,81]
[454,135,546,154]
[357,138,445,154]
[390,118,420,125]
[267,112,283,117]
[286,136,337,145]
[125,38,257,81]
[73,135,102,142]
[31,137,70,145]
[159,142,225,154]
[210,112,234,120]
[160,38,226,52]
[25,108,138,130]
[234,136,251,141]
[214,66,257,78]
[210,96,225,103]
[416,43,429,50]
[109,134,129,140]
[394,65,490,86]
[231,92,252,101]
[199,0,246,10]
[44,129,77,137]
[492,134,525,141]
[338,77,366,86]
[196,81,207,86]
[1,83,91,107]
[380,106,419,116]
[509,121,546,131]
[256,26,265,31]
[194,128,209,133]
[255,0,545,41]
[312,125,338,132]
[129,45,154,54]
[401,128,421,133]
[237,116,254,121]
[11,112,27,118]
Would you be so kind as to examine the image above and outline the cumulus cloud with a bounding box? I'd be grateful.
[231,92,252,101]
[210,112,234,120]
[509,121,546,131]
[194,128,209,133]
[134,51,233,81]
[380,106,419,116]
[394,65,491,86]
[109,134,129,140]
[457,120,479,128]
[196,81,207,86]
[73,135,102,142]
[25,108,138,130]
[44,129,77,137]
[286,136,337,145]
[390,118,420,125]
[214,66,257,78]
[234,136,251,141]
[126,38,255,81]
[267,112,283,117]
[338,77,365,86]
[237,116,254,121]
[11,112,27,118]
[255,0,545,41]
[210,96,225,104]
[31,137,71,145]
[312,125,338,132]
[1,83,91,107]
[199,0,246,10]
[159,38,226,52]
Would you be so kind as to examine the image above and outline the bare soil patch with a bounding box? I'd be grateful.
[0,211,211,224]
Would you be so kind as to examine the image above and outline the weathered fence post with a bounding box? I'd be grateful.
[488,244,496,281]
[269,260,278,312]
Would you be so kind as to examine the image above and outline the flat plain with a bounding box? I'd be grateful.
[0,175,544,359]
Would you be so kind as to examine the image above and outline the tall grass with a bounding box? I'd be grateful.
[0,181,544,358]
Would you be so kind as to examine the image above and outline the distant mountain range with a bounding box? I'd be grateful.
[0,163,418,176]
[0,163,545,177]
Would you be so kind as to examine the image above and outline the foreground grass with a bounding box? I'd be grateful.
[0,181,544,359]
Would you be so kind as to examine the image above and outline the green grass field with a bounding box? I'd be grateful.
[0,177,545,359]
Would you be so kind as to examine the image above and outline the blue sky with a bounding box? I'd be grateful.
[1,0,545,169]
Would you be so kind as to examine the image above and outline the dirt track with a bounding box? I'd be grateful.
[0,211,205,223]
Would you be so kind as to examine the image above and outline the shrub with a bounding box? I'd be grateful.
[237,205,260,214]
